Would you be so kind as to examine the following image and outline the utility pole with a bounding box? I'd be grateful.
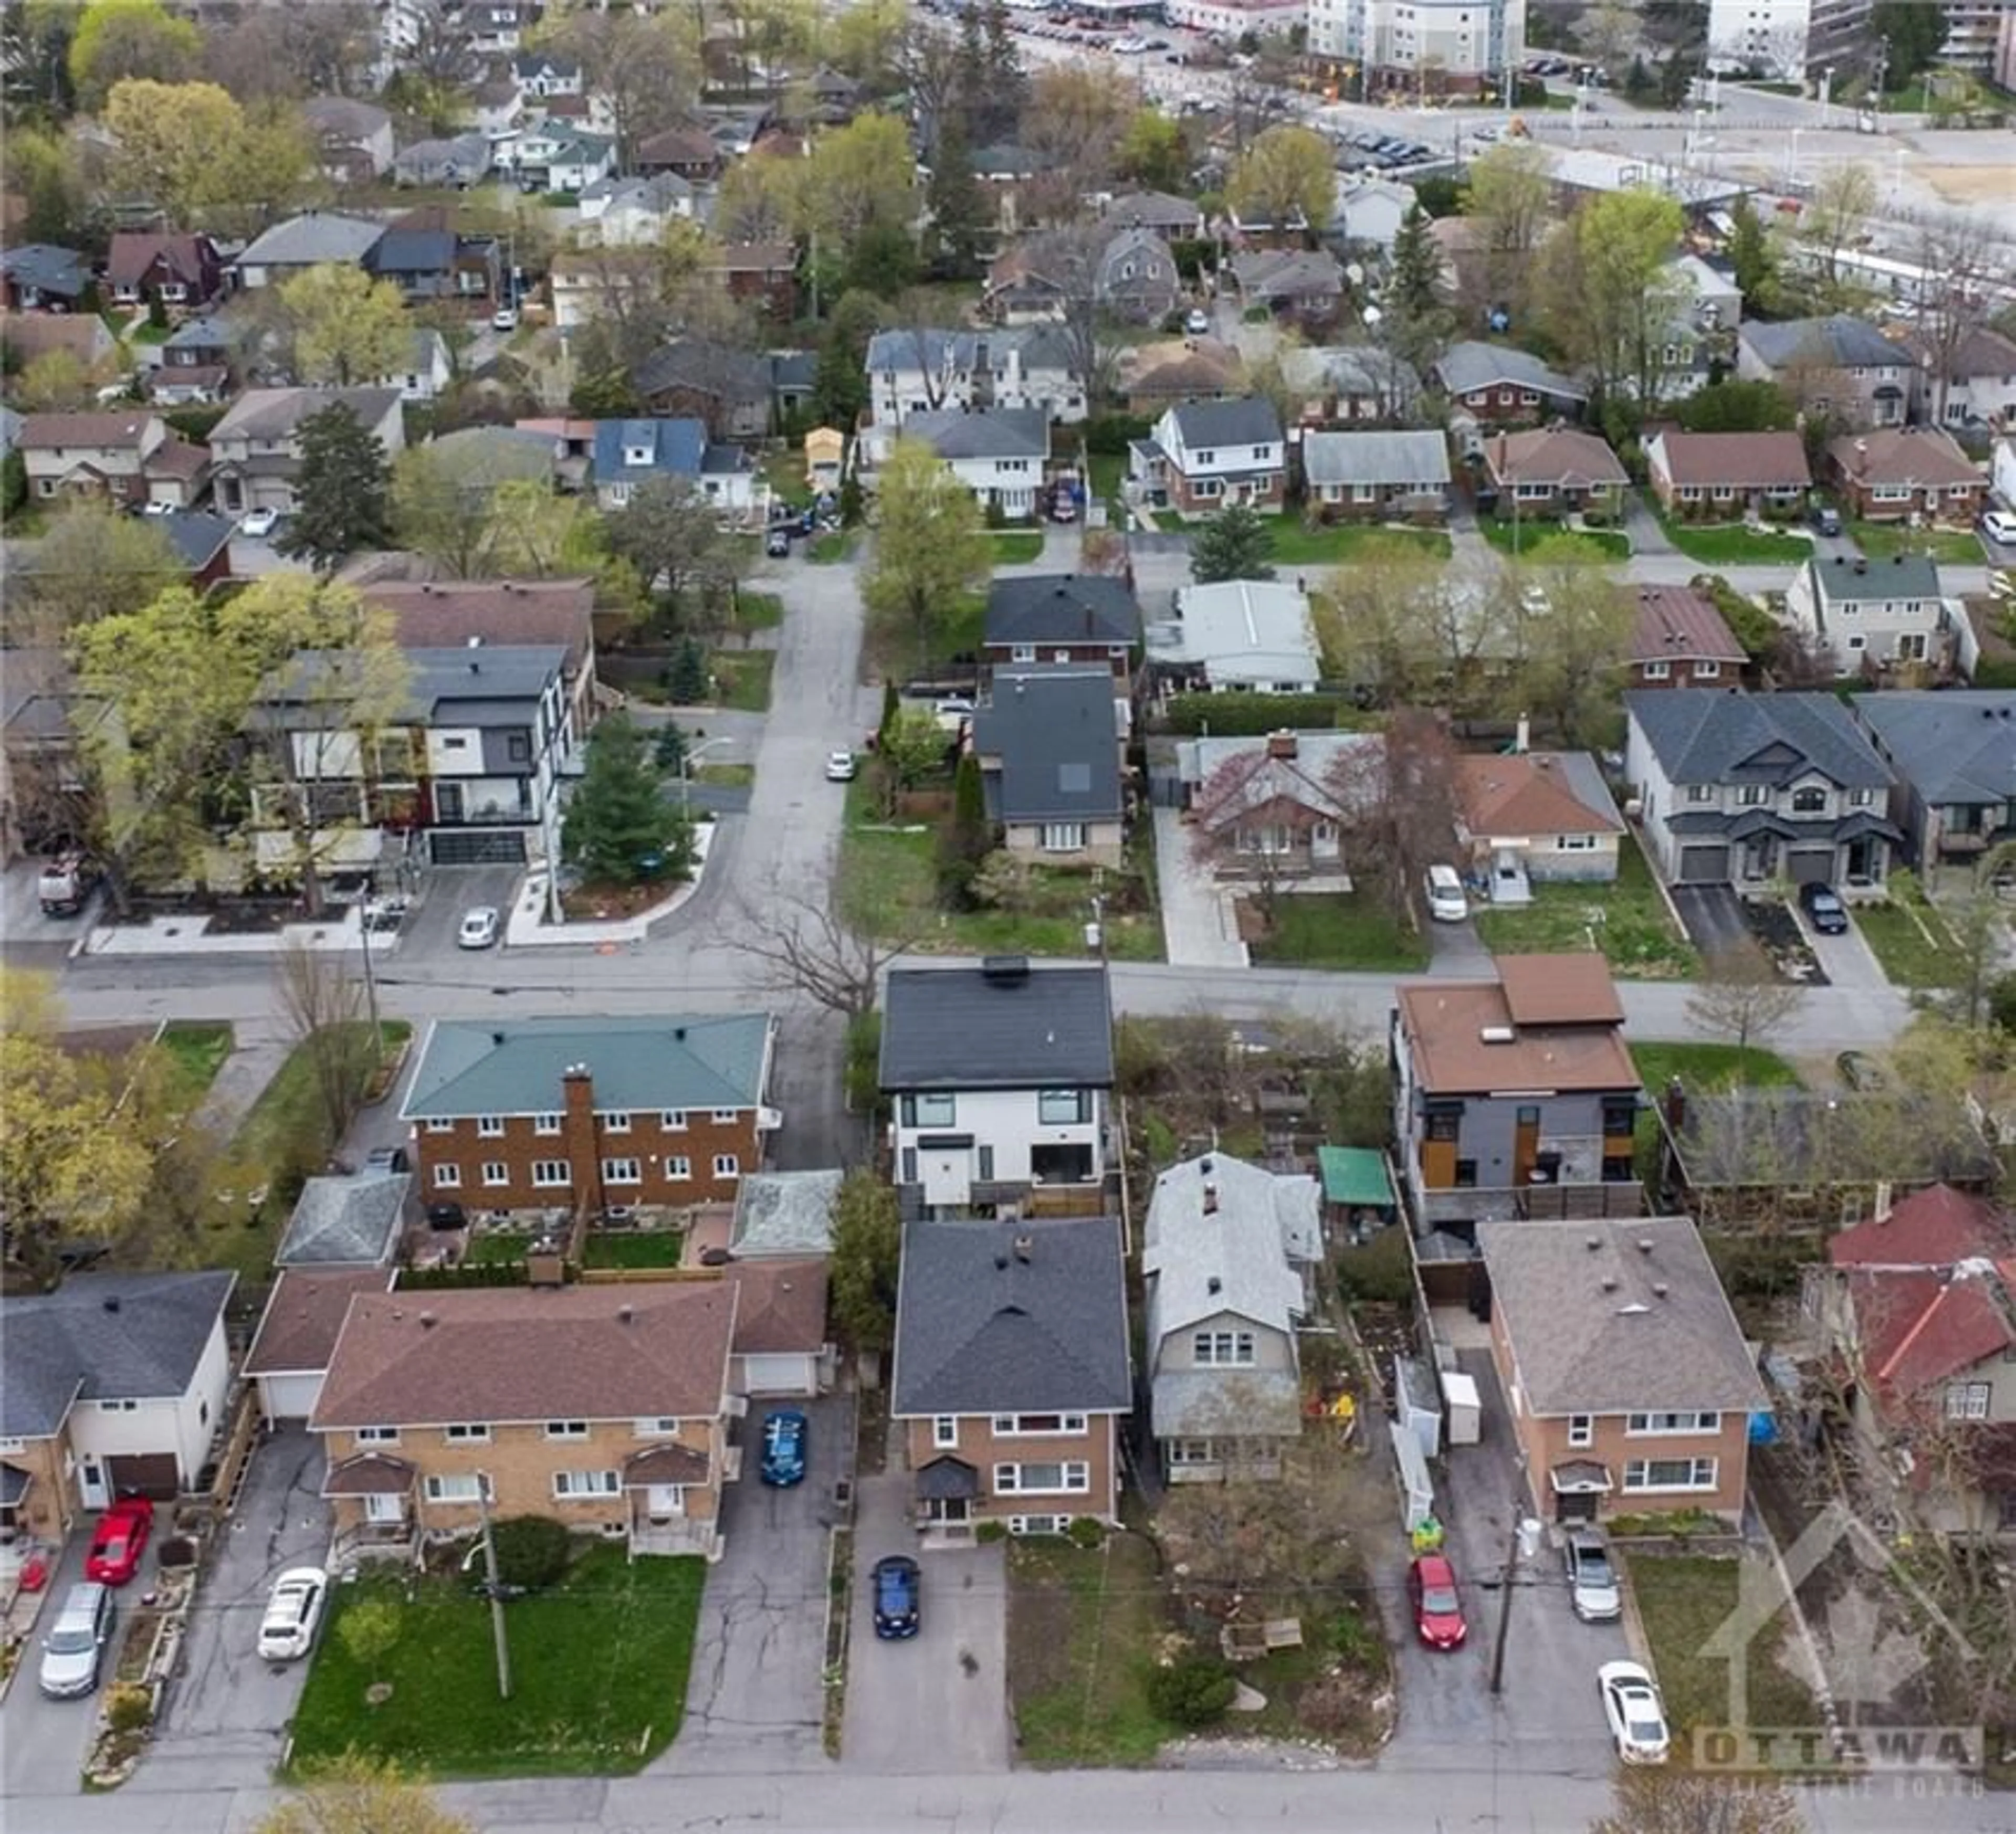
[476,1476,513,1700]
[1489,1508,1539,1694]
[358,907,382,1061]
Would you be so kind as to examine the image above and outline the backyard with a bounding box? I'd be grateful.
[288,1547,705,1777]
[1472,841,1697,978]
[1244,890,1429,972]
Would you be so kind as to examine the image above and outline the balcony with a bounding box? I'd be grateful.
[1406,1171,1645,1232]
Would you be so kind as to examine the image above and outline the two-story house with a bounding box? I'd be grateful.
[1092,226,1182,325]
[104,232,223,317]
[512,50,585,106]
[1624,688,1900,889]
[1480,1215,1766,1525]
[1146,579,1322,695]
[898,408,1051,521]
[636,124,725,183]
[232,212,386,289]
[880,959,1114,1217]
[18,410,211,511]
[1644,430,1812,522]
[398,1013,779,1218]
[146,312,235,405]
[313,1280,739,1562]
[1142,1153,1321,1482]
[1099,188,1206,241]
[1853,690,2016,867]
[4,1272,235,1539]
[892,1214,1130,1537]
[363,224,500,304]
[1300,429,1452,523]
[1736,315,1915,428]
[970,666,1127,868]
[864,328,1083,429]
[509,125,617,193]
[1433,342,1588,429]
[208,387,405,518]
[1129,397,1286,519]
[1826,426,1986,526]
[1276,344,1423,428]
[981,574,1141,699]
[1627,584,1749,690]
[303,96,395,181]
[587,417,758,516]
[1784,553,1952,681]
[1917,325,2016,429]
[707,243,799,322]
[1391,953,1645,1240]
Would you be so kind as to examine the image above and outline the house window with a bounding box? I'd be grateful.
[508,734,531,763]
[355,1426,400,1446]
[1042,822,1086,852]
[1792,786,1826,813]
[1696,661,1720,679]
[1738,785,1770,806]
[1194,1331,1256,1366]
[978,1144,994,1180]
[1424,1105,1462,1142]
[1687,785,1713,803]
[1557,834,1598,851]
[662,1110,687,1130]
[1625,1411,1720,1435]
[424,1118,456,1134]
[1195,449,1215,465]
[444,1424,490,1443]
[1568,1416,1594,1448]
[901,1147,917,1183]
[901,1093,957,1127]
[994,1461,1090,1494]
[482,1162,509,1186]
[425,1473,489,1503]
[1192,478,1222,499]
[478,1115,505,1137]
[712,1153,740,1178]
[636,1417,679,1436]
[545,1421,589,1440]
[665,1155,692,1179]
[1038,1088,1089,1125]
[553,1469,621,1498]
[532,1160,571,1187]
[433,1164,462,1189]
[602,1111,632,1133]
[534,1113,562,1135]
[1850,789,1873,807]
[1602,1099,1638,1137]
[602,1157,641,1184]
[1946,1382,1991,1421]
[710,1108,738,1124]
[933,1417,959,1449]
[1623,1457,1718,1492]
[991,1414,1088,1436]
[1011,644,1037,662]
[97,1399,139,1413]
[1643,660,1671,680]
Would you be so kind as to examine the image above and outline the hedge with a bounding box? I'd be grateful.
[1164,692,1341,736]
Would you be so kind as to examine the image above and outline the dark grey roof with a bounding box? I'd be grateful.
[3,1271,235,1439]
[1301,429,1451,489]
[365,227,456,275]
[634,337,771,404]
[905,407,1050,461]
[261,644,567,728]
[1854,691,2016,806]
[880,963,1114,1091]
[1435,340,1586,402]
[972,666,1124,826]
[162,512,234,570]
[1169,396,1283,449]
[0,243,89,295]
[1740,314,1914,372]
[278,1172,409,1266]
[1807,553,1944,607]
[891,1216,1130,1416]
[1102,189,1203,230]
[985,573,1140,650]
[1625,689,1894,789]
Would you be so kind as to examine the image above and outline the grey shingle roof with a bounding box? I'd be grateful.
[1478,1217,1767,1416]
[211,387,401,445]
[235,213,386,270]
[401,1014,773,1119]
[880,963,1114,1091]
[1854,690,2016,806]
[3,1271,236,1439]
[904,407,1050,461]
[1740,313,1914,372]
[1152,581,1320,687]
[972,666,1124,825]
[1170,396,1283,449]
[1625,689,1894,789]
[278,1172,409,1266]
[1301,429,1451,490]
[1151,1367,1301,1440]
[1807,553,1943,607]
[1143,1153,1317,1342]
[1435,341,1586,401]
[984,574,1140,650]
[891,1216,1130,1416]
[863,326,1071,377]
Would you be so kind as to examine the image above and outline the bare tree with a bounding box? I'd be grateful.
[1685,946,1808,1053]
[1325,708,1462,929]
[730,871,926,1020]
[1912,213,2012,426]
[274,940,377,1154]
[1587,1766,1803,1834]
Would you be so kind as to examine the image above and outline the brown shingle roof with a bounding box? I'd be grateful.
[713,241,794,273]
[1630,584,1746,668]
[104,231,213,290]
[1486,427,1629,489]
[624,1442,710,1485]
[359,579,595,677]
[1828,425,1978,489]
[245,1268,393,1377]
[19,412,156,450]
[310,1282,737,1429]
[1650,430,1811,489]
[1498,952,1625,1026]
[0,313,114,365]
[724,1259,828,1356]
[1458,753,1621,842]
[1396,961,1635,1095]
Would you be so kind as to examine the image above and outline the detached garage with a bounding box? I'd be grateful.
[724,1260,831,1398]
[245,1269,394,1424]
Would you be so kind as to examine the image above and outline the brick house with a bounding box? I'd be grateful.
[313,1281,739,1561]
[1644,430,1812,521]
[1481,427,1630,523]
[892,1214,1131,1537]
[398,1014,778,1218]
[1433,342,1588,428]
[1129,397,1286,519]
[708,241,797,321]
[1627,584,1748,690]
[103,232,224,315]
[1479,1215,1766,1525]
[981,573,1141,691]
[1300,429,1452,522]
[1826,426,1986,526]
[1183,728,1372,883]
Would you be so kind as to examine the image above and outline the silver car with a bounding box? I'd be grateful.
[39,1582,114,1699]
[457,905,500,949]
[1564,1529,1622,1622]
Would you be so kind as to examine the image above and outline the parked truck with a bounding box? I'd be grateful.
[37,851,97,916]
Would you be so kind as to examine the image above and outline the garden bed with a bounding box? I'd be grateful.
[1740,897,1825,984]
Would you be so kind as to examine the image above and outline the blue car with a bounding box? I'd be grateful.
[760,1409,808,1486]
[872,1554,921,1640]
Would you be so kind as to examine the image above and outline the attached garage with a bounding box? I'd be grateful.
[724,1260,830,1401]
[734,1351,822,1397]
[1677,844,1728,882]
[244,1268,393,1424]
[1786,850,1835,885]
[106,1452,179,1501]
[256,1371,328,1423]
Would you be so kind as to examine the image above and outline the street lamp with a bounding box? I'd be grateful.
[1819,64,1834,125]
[679,735,734,822]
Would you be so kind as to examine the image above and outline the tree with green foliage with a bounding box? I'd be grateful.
[1657,52,1696,110]
[860,437,990,676]
[873,709,950,817]
[802,111,920,282]
[812,288,881,429]
[1724,194,1781,312]
[652,721,689,775]
[277,263,411,388]
[1674,378,1796,434]
[1117,107,1187,192]
[102,79,313,237]
[828,1167,901,1354]
[6,125,88,246]
[334,1600,402,1689]
[940,750,994,904]
[1798,163,1880,311]
[6,498,181,647]
[665,638,710,705]
[923,120,986,281]
[69,0,200,109]
[1542,189,1688,410]
[1382,204,1454,375]
[1190,502,1277,584]
[277,403,390,575]
[1226,124,1335,239]
[1460,141,1553,324]
[603,477,735,623]
[561,712,691,888]
[2,450,26,519]
[1871,1,1946,88]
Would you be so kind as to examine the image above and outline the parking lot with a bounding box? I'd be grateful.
[1,1532,103,1799]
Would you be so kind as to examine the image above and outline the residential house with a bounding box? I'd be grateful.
[864,327,1082,429]
[161,512,236,593]
[1784,553,1954,680]
[1146,579,1321,695]
[635,123,725,182]
[891,1214,1130,1536]
[981,573,1141,692]
[1120,342,1245,418]
[1481,428,1630,523]
[1624,688,1899,888]
[466,1,532,54]
[587,417,758,517]
[635,339,773,440]
[1276,344,1422,427]
[364,222,500,304]
[278,1171,411,1269]
[1645,430,1813,521]
[1129,397,1286,519]
[804,64,862,124]
[512,49,585,104]
[233,212,386,289]
[880,959,1114,1216]
[303,96,395,180]
[1099,189,1206,241]
[1736,315,1915,427]
[1178,728,1376,883]
[391,131,495,190]
[1096,226,1183,325]
[728,1168,842,1261]
[1852,690,2016,866]
[1815,1185,2016,1534]
[1667,252,1743,341]
[1300,429,1451,522]
[313,1281,740,1560]
[1226,247,1346,327]
[400,1013,778,1216]
[103,232,222,315]
[1628,583,1748,690]
[969,141,1054,237]
[370,328,454,404]
[468,74,527,149]
[2,1272,235,1539]
[578,172,702,247]
[0,312,121,385]
[1434,342,1588,429]
[1391,953,1645,1238]
[18,411,210,512]
[898,408,1051,521]
[981,245,1069,326]
[970,666,1127,868]
[1479,1215,1766,1525]
[0,648,91,858]
[511,125,616,194]
[708,242,797,321]
[244,1266,393,1425]
[1328,174,1417,257]
[1143,1152,1321,1482]
[1455,751,1625,888]
[148,312,235,406]
[0,243,90,312]
[1917,324,2016,429]
[1826,426,1986,525]
[209,387,405,518]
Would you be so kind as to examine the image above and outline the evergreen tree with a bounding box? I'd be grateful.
[1726,195,1779,311]
[562,712,691,887]
[665,637,710,704]
[938,750,994,905]
[653,721,689,774]
[276,404,389,576]
[925,121,986,282]
[1383,204,1454,374]
[1190,502,1277,585]
[1657,52,1695,109]
[878,678,900,747]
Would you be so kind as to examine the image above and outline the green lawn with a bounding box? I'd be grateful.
[1851,899,1964,989]
[1266,517,1453,567]
[1247,891,1430,972]
[1482,518,1632,561]
[289,1548,705,1777]
[1472,840,1698,979]
[155,1021,234,1115]
[1624,1553,1819,1759]
[1848,520,1986,564]
[990,531,1045,564]
[464,1231,529,1267]
[808,530,858,565]
[581,1230,686,1269]
[1088,452,1125,517]
[1007,1532,1169,1767]
[708,649,774,711]
[1652,505,1812,567]
[693,762,755,787]
[1630,1041,1801,1091]
[759,449,815,509]
[125,319,172,346]
[737,591,784,632]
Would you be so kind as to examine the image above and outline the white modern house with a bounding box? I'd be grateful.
[864,328,1084,428]
[891,408,1052,521]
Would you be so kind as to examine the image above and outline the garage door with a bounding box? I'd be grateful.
[1678,844,1729,882]
[259,1372,324,1421]
[429,829,528,866]
[106,1452,178,1501]
[736,1353,817,1397]
[1787,850,1833,885]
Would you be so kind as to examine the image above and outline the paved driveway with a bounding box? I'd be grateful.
[1670,883,1752,958]
[136,1428,329,1794]
[0,1531,102,1799]
[841,1476,1008,1775]
[667,1395,853,1775]
[1151,805,1247,969]
[1800,907,1894,993]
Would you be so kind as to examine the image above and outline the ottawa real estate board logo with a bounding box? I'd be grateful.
[1692,1501,1982,1778]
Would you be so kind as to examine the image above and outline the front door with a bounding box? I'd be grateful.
[1557,1488,1599,1524]
[363,1492,406,1525]
[78,1460,109,1511]
[920,1145,972,1209]
[923,1498,971,1525]
[645,1485,684,1520]
[1513,1106,1542,1187]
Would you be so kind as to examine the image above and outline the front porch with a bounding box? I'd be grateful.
[624,1442,725,1562]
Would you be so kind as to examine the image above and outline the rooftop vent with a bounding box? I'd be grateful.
[1616,1302,1651,1316]
[1207,1276,1223,1296]
[420,1312,437,1329]
[1203,1183,1220,1215]
[618,1303,635,1324]
[1479,1025,1517,1044]
[1586,1236,1602,1252]
[1013,1234,1034,1263]
[102,1295,121,1314]
[1599,1276,1619,1292]
[1637,1238,1655,1256]
[981,955,1031,984]
[1653,1282,1670,1299]
[994,1253,1011,1271]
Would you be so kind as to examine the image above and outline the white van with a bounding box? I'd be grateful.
[1424,864,1468,923]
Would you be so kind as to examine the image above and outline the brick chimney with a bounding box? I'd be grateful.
[562,1063,605,1216]
[1265,730,1298,761]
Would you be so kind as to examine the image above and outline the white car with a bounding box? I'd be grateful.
[1599,1660,1671,1764]
[1184,308,1211,336]
[1424,863,1468,923]
[238,507,279,539]
[1981,508,2016,546]
[491,305,519,332]
[457,905,500,949]
[825,749,858,782]
[1563,1530,1622,1623]
[257,1567,328,1661]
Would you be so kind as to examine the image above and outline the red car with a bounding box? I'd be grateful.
[84,1498,154,1586]
[1408,1553,1467,1650]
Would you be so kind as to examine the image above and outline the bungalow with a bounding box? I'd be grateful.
[588,417,758,516]
[1826,426,1986,526]
[1226,247,1346,326]
[1784,553,1954,680]
[391,131,495,190]
[1300,429,1451,522]
[636,123,725,182]
[1852,689,2016,867]
[708,242,797,321]
[0,243,91,312]
[898,408,1052,522]
[1276,344,1422,428]
[233,213,386,289]
[1099,189,1206,241]
[0,312,121,386]
[1455,750,1624,887]
[1434,342,1587,428]
[1128,397,1285,519]
[1645,430,1812,521]
[103,233,223,315]
[1626,583,1747,690]
[970,665,1127,869]
[1120,343,1244,418]
[148,312,235,406]
[1481,427,1629,522]
[1147,579,1321,695]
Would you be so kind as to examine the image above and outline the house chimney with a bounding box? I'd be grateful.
[618,1303,635,1324]
[562,1063,604,1217]
[1207,1276,1223,1295]
[1514,713,1530,755]
[1663,1077,1686,1132]
[1853,438,1868,476]
[1266,730,1298,760]
[1585,1236,1602,1251]
[1013,1234,1034,1263]
[1203,1183,1220,1215]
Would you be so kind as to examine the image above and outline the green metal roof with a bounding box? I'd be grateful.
[1317,1146,1395,1209]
